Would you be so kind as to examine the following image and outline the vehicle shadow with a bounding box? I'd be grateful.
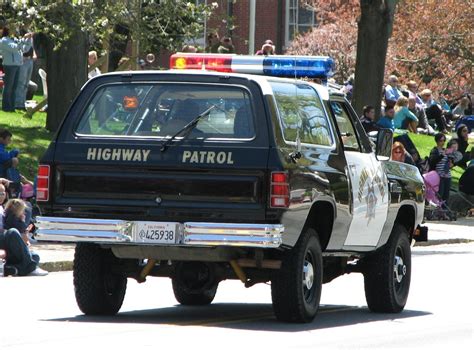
[45,303,431,332]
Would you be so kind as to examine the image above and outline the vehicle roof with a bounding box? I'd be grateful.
[94,69,332,100]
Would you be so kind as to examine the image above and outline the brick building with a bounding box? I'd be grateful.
[201,0,317,54]
[158,0,317,67]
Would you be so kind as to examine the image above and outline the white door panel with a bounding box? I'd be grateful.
[344,151,389,246]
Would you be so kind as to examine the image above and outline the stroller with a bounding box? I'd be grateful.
[423,170,457,221]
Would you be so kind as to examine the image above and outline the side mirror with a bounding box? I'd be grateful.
[375,128,393,160]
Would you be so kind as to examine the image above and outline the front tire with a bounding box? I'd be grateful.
[73,243,127,315]
[271,228,323,323]
[364,224,411,313]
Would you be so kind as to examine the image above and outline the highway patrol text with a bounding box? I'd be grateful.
[87,148,151,162]
[182,151,234,164]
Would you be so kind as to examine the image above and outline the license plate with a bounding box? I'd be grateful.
[134,221,178,244]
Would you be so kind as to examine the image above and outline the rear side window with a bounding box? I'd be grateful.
[270,81,333,146]
[75,83,255,139]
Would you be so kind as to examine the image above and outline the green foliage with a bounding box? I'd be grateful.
[1,0,216,53]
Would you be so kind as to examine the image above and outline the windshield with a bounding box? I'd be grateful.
[75,83,255,139]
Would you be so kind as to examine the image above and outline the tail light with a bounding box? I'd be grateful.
[270,172,289,208]
[36,164,50,201]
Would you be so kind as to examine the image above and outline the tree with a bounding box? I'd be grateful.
[2,0,215,132]
[289,0,398,116]
[290,0,472,114]
[352,0,398,116]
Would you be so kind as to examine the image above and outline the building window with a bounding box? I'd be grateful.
[286,0,316,47]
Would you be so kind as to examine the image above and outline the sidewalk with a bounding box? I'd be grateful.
[31,217,474,273]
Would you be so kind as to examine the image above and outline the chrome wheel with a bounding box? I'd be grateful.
[303,251,316,303]
[393,254,406,284]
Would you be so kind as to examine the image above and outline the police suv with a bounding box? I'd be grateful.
[36,54,425,323]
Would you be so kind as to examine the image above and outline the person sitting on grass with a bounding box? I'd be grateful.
[394,96,418,133]
[391,141,415,166]
[377,105,395,131]
[0,182,48,276]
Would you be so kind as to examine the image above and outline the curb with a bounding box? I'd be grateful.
[414,238,474,247]
[39,261,73,272]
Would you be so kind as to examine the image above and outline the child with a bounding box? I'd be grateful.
[0,128,20,179]
[435,139,459,203]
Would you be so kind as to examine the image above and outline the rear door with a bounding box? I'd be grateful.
[51,73,271,223]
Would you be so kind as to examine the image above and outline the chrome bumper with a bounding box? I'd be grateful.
[35,216,283,248]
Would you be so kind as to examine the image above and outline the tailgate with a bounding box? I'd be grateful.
[53,144,269,222]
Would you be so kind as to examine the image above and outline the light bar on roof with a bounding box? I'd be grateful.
[170,53,335,79]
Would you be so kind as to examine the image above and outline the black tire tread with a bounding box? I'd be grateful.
[364,224,411,313]
[73,243,127,315]
[271,228,323,323]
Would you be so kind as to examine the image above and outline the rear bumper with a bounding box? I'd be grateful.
[35,216,283,248]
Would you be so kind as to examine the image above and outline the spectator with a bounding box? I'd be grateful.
[218,37,235,54]
[428,133,446,171]
[435,139,459,203]
[459,155,474,195]
[0,129,19,179]
[88,50,101,79]
[384,75,402,108]
[454,124,470,168]
[408,96,434,135]
[15,27,36,110]
[420,89,448,133]
[205,32,220,53]
[0,25,33,112]
[452,96,470,118]
[391,141,415,165]
[255,40,275,55]
[406,80,424,108]
[0,182,48,276]
[394,96,418,132]
[359,105,380,133]
[377,105,395,131]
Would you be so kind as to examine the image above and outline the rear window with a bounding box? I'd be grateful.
[75,83,255,139]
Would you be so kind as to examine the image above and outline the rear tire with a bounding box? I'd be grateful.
[271,228,323,323]
[172,262,218,306]
[73,243,127,315]
[364,224,411,313]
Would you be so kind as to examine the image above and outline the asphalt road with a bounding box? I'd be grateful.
[1,243,473,350]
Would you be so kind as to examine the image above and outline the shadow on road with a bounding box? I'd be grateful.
[45,303,431,331]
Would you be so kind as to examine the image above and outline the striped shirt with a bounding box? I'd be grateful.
[435,154,451,178]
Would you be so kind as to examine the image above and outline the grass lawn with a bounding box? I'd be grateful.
[0,106,54,180]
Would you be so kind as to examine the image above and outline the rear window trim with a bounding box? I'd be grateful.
[73,81,257,142]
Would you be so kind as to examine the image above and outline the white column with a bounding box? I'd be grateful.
[248,0,256,55]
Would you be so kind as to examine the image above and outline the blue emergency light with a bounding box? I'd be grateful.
[170,53,335,79]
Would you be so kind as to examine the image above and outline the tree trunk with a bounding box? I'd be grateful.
[352,0,398,119]
[45,31,88,132]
